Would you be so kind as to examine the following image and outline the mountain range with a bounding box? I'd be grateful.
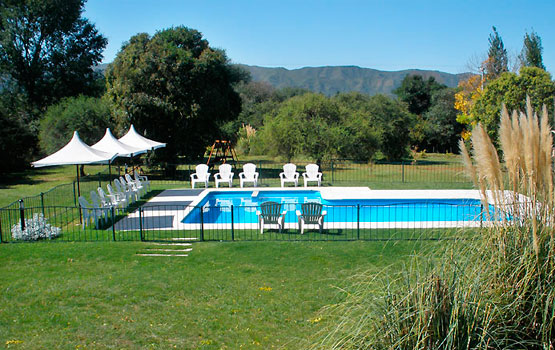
[237,64,469,96]
[95,63,469,96]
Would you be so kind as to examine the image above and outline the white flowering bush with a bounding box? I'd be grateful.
[11,214,61,241]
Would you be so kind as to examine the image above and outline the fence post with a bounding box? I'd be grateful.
[73,181,77,206]
[331,160,335,184]
[40,192,45,217]
[139,207,144,241]
[357,204,360,240]
[0,215,3,243]
[111,206,116,241]
[401,161,405,183]
[200,206,205,242]
[480,204,483,228]
[19,199,25,231]
[231,205,235,241]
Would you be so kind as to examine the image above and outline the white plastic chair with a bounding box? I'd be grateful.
[214,163,234,188]
[302,164,323,187]
[296,202,327,234]
[89,190,112,223]
[279,163,299,187]
[114,178,135,203]
[190,164,211,188]
[239,163,259,188]
[120,176,140,200]
[134,170,150,192]
[125,173,145,197]
[256,201,287,234]
[102,185,127,212]
[78,196,101,229]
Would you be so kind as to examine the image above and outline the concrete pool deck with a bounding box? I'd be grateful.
[115,187,490,231]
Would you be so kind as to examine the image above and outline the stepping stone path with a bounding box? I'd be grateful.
[136,242,193,257]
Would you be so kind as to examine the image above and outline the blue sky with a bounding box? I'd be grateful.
[84,0,555,74]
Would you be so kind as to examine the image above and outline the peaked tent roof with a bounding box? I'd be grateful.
[118,124,166,152]
[91,128,146,157]
[32,131,117,168]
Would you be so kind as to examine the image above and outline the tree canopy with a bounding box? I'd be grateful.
[394,75,446,115]
[105,27,245,163]
[520,31,545,70]
[484,26,508,81]
[0,0,107,111]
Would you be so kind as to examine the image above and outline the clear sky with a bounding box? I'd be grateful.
[84,0,555,75]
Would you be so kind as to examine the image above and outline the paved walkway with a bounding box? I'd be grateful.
[114,189,204,231]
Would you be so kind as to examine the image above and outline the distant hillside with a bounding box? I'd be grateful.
[237,64,470,96]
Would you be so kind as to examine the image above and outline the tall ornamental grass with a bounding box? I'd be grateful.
[310,98,555,349]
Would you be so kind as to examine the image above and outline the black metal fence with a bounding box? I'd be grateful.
[0,202,485,243]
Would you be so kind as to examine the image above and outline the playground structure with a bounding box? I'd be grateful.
[206,140,238,165]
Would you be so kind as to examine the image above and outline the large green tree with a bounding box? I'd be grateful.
[472,67,555,139]
[0,0,107,110]
[484,26,508,81]
[421,88,463,153]
[105,27,244,163]
[393,75,446,115]
[520,31,545,70]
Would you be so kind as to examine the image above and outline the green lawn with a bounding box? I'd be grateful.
[0,240,438,349]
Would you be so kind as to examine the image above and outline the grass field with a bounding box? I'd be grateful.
[0,240,439,349]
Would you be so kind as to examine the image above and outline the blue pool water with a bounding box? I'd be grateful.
[181,190,487,224]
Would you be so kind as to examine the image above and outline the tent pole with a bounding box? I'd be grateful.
[76,165,82,224]
[109,161,112,185]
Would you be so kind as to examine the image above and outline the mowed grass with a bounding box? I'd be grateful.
[0,240,437,349]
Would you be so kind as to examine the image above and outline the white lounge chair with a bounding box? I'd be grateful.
[279,163,299,187]
[239,163,259,188]
[296,202,327,234]
[214,163,234,188]
[302,164,323,187]
[190,164,211,188]
[78,196,102,229]
[134,170,150,192]
[256,201,287,234]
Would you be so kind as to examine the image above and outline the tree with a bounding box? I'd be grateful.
[484,26,508,81]
[105,27,244,163]
[38,95,113,154]
[0,0,107,111]
[520,31,545,70]
[471,67,555,139]
[422,88,463,153]
[394,75,446,115]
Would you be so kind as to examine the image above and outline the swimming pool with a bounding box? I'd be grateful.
[181,189,489,226]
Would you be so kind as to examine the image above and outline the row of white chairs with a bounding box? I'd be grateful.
[190,163,322,188]
[78,171,150,228]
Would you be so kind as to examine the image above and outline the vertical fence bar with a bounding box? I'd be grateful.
[19,200,25,231]
[0,215,3,243]
[139,207,144,241]
[331,160,335,184]
[40,192,45,217]
[401,162,405,183]
[73,181,77,206]
[111,206,116,241]
[357,204,360,240]
[200,207,204,242]
[231,205,235,241]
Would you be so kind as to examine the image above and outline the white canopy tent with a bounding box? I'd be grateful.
[118,124,166,152]
[91,128,145,157]
[32,131,117,198]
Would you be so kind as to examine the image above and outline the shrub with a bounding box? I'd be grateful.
[11,214,61,241]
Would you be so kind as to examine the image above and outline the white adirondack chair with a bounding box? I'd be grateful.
[239,163,259,188]
[134,170,150,192]
[214,163,234,188]
[279,163,299,187]
[302,164,323,187]
[190,164,211,188]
